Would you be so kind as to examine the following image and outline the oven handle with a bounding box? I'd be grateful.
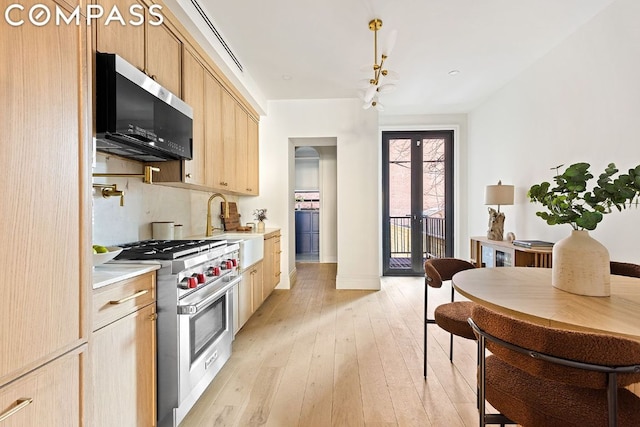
[177,276,241,315]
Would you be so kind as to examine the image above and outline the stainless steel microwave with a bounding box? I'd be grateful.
[95,52,193,162]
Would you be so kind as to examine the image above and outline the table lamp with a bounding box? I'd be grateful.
[484,180,514,241]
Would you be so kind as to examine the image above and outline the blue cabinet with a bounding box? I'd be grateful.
[295,210,319,254]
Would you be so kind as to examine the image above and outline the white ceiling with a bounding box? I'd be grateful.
[177,0,615,115]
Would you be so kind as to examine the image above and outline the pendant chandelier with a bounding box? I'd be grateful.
[361,18,398,111]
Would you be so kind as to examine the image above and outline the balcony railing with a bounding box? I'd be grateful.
[388,215,446,269]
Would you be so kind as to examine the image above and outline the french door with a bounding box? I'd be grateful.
[382,131,454,276]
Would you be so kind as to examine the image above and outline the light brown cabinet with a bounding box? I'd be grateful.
[263,231,282,296]
[246,117,260,195]
[96,0,182,97]
[210,89,260,195]
[1,2,89,415]
[470,236,552,268]
[182,47,206,186]
[95,0,145,70]
[95,0,261,195]
[91,272,156,427]
[237,267,253,332]
[251,261,265,312]
[219,90,238,191]
[149,50,261,196]
[205,71,224,189]
[234,104,249,193]
[0,350,82,426]
[238,261,264,330]
[146,19,182,97]
[235,108,260,195]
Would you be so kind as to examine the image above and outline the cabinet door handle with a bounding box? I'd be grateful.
[0,398,33,422]
[186,173,192,179]
[110,289,149,305]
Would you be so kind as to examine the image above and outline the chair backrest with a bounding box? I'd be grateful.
[424,257,475,288]
[610,261,640,278]
[470,305,640,389]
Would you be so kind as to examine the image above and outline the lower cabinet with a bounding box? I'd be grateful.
[0,349,82,426]
[237,261,263,331]
[263,231,282,295]
[251,261,265,312]
[295,210,319,254]
[91,272,156,427]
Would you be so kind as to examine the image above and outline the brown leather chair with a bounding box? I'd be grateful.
[610,261,640,278]
[423,257,476,378]
[469,305,640,427]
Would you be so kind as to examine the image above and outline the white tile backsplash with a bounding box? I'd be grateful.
[92,153,234,246]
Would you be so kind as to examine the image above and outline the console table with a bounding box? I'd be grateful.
[470,236,553,268]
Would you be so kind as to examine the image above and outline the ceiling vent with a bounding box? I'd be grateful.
[189,0,243,72]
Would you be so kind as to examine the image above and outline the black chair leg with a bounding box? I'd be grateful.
[449,334,454,362]
[424,286,428,378]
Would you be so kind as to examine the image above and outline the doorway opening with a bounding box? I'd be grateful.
[289,140,338,267]
[295,147,320,262]
[382,130,454,276]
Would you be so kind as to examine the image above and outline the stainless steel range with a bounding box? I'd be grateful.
[114,239,240,427]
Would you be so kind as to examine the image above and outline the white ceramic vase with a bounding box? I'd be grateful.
[552,230,610,296]
[257,220,265,233]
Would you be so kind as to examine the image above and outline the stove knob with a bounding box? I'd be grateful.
[206,267,215,276]
[179,278,190,289]
[213,266,221,276]
[187,277,197,288]
[197,273,206,284]
[231,258,238,267]
[225,260,233,269]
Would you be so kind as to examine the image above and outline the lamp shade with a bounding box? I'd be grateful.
[484,182,514,206]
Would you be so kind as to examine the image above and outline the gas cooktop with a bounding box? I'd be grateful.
[115,239,227,260]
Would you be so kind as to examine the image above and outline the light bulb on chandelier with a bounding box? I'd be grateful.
[360,18,398,110]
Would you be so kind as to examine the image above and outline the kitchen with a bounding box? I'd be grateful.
[4,0,640,425]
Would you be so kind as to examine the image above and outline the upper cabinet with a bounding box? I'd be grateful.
[205,71,224,189]
[96,0,182,97]
[105,1,262,195]
[95,0,145,70]
[182,48,206,186]
[219,90,238,191]
[246,117,260,195]
[146,19,182,97]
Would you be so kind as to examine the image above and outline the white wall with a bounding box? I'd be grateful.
[92,153,237,245]
[240,99,380,290]
[467,0,640,262]
[316,146,338,263]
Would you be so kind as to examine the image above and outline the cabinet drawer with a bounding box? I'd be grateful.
[93,273,156,331]
[0,350,81,426]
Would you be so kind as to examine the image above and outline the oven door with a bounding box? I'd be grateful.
[177,276,238,407]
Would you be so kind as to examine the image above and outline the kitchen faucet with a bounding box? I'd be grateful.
[206,193,230,237]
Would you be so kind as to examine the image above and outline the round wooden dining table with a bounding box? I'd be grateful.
[452,267,640,342]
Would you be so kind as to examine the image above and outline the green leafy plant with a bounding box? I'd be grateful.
[527,162,640,230]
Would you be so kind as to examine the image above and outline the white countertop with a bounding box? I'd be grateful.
[93,262,161,289]
[190,227,280,240]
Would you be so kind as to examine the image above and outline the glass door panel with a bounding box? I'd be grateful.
[383,131,453,276]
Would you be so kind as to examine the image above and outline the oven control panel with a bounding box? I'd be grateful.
[177,250,240,297]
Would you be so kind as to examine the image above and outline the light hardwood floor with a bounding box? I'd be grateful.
[181,263,482,426]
